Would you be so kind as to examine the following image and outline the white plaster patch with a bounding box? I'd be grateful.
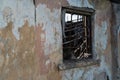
[0,11,7,28]
[67,0,94,8]
[45,60,50,66]
[0,0,35,40]
[41,33,45,41]
[36,4,62,55]
[95,21,108,50]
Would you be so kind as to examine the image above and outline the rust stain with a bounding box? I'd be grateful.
[47,62,62,80]
[0,21,35,80]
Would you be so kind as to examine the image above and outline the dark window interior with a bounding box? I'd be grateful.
[62,7,93,62]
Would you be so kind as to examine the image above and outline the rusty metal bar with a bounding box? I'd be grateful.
[65,27,85,32]
[63,36,82,45]
[64,30,84,38]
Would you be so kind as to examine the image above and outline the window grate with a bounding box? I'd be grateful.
[62,8,93,61]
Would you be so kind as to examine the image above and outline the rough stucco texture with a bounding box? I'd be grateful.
[35,0,114,80]
[113,3,120,69]
[0,0,35,80]
[0,0,117,80]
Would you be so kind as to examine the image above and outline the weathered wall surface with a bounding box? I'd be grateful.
[0,0,118,80]
[35,0,113,80]
[112,3,120,79]
[0,0,36,80]
[113,3,120,69]
[62,0,113,80]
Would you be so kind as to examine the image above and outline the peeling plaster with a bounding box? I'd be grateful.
[67,0,94,8]
[36,4,62,55]
[0,21,35,80]
[0,0,35,40]
[0,11,7,28]
[0,0,115,80]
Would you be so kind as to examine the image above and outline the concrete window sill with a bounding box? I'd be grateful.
[58,59,100,70]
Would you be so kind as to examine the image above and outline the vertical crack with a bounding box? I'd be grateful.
[33,0,36,25]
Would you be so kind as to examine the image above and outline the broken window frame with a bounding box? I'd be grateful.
[58,7,100,70]
[61,6,96,61]
[59,7,100,70]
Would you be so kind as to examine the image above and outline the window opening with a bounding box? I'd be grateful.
[62,7,93,61]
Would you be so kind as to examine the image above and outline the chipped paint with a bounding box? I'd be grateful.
[0,0,35,40]
[0,21,35,80]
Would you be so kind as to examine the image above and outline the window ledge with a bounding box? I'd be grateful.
[58,59,100,70]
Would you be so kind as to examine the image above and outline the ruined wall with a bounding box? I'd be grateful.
[35,0,113,80]
[0,0,36,80]
[0,0,116,80]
